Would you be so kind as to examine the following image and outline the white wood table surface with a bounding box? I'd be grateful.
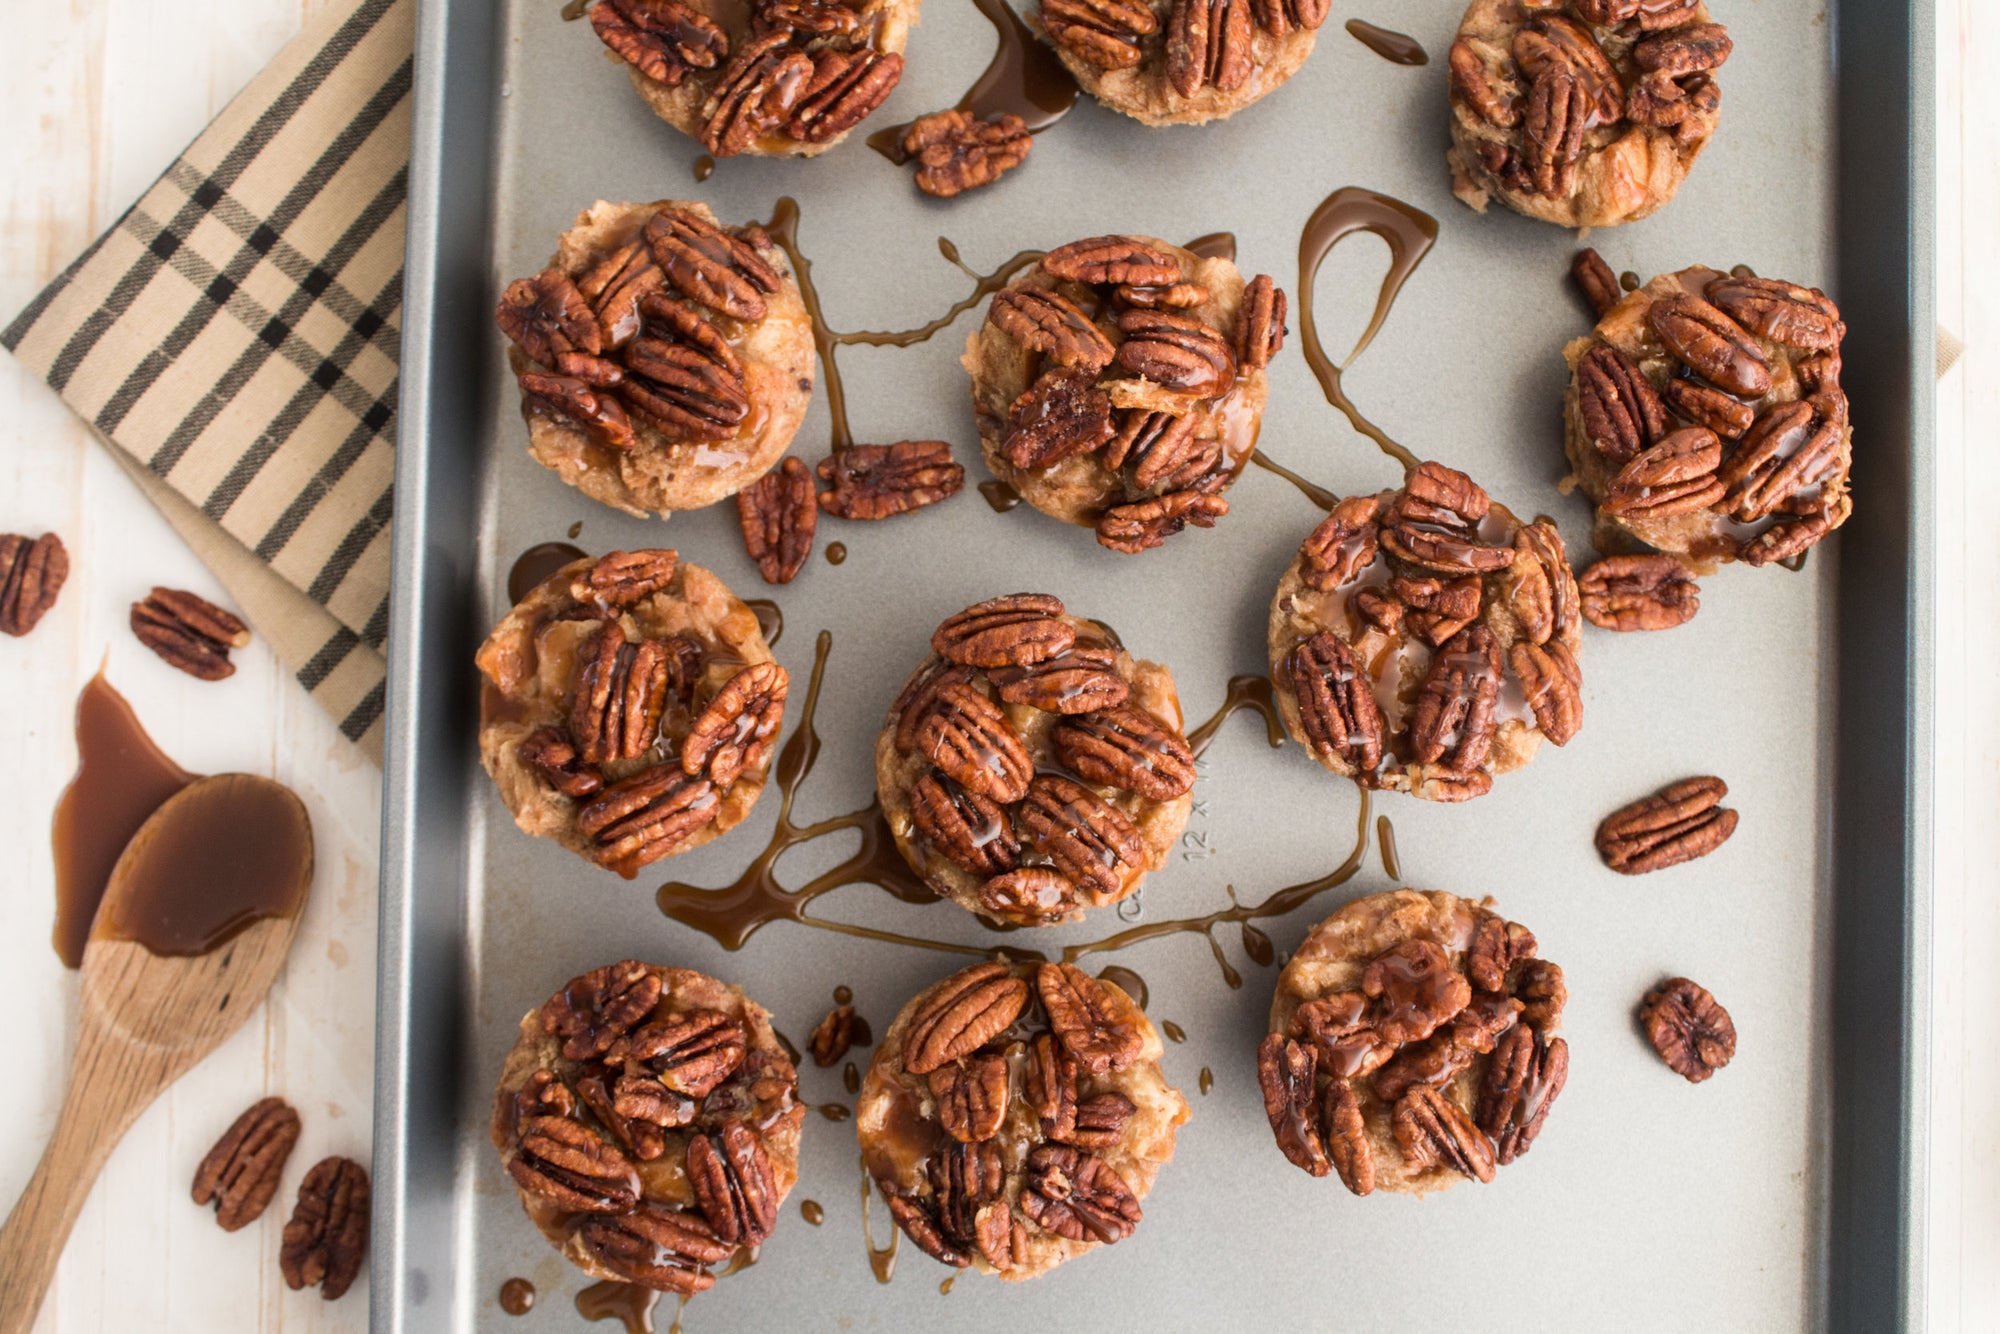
[0,0,1991,1329]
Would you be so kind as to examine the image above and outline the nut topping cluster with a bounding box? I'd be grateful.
[589,0,907,156]
[971,235,1283,553]
[1262,891,1568,1195]
[879,594,1195,926]
[1564,261,1852,567]
[481,549,786,876]
[901,110,1033,198]
[1447,0,1731,227]
[496,962,802,1296]
[499,201,812,517]
[861,961,1184,1279]
[1270,463,1585,803]
[1039,0,1325,123]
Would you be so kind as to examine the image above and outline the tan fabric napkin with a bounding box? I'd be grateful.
[3,0,415,763]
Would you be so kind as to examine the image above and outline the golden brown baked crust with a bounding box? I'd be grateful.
[493,962,804,1294]
[857,960,1188,1281]
[875,595,1194,926]
[587,0,920,156]
[1445,0,1729,229]
[1037,0,1320,126]
[1262,889,1568,1196]
[962,234,1275,554]
[1267,463,1585,803]
[501,200,814,518]
[475,550,781,874]
[1561,265,1852,570]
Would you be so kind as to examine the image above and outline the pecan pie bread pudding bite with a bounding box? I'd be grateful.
[1038,0,1326,125]
[877,594,1197,926]
[586,0,915,157]
[1447,0,1732,228]
[476,549,786,877]
[964,234,1283,554]
[493,961,805,1297]
[1563,262,1852,568]
[858,961,1189,1279]
[1260,890,1568,1195]
[497,200,814,518]
[1269,462,1584,804]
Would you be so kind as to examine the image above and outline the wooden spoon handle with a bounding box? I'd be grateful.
[0,1038,158,1334]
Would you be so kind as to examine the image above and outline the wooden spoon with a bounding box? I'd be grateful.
[0,773,314,1332]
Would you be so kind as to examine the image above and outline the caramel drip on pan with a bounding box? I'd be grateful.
[1186,675,1285,755]
[1345,19,1428,65]
[1249,453,1339,511]
[760,199,1042,450]
[575,1279,659,1333]
[978,479,1022,512]
[499,1277,535,1315]
[1296,187,1439,471]
[1377,814,1401,880]
[507,541,586,603]
[656,634,1370,988]
[866,0,1080,161]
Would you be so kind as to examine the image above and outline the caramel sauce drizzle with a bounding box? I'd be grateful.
[861,1157,900,1283]
[692,155,716,182]
[1095,965,1148,1010]
[760,199,1042,450]
[1297,187,1439,471]
[1249,452,1339,511]
[1377,814,1401,880]
[825,541,848,565]
[1055,789,1370,987]
[654,634,1364,989]
[744,598,784,647]
[1183,232,1238,263]
[801,1198,825,1225]
[1185,675,1285,756]
[560,0,589,18]
[1345,19,1428,65]
[866,0,1079,162]
[1198,1066,1214,1095]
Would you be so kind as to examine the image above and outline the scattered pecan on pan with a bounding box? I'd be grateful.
[1596,776,1737,873]
[1639,976,1736,1082]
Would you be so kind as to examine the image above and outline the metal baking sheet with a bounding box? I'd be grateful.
[377,0,1935,1327]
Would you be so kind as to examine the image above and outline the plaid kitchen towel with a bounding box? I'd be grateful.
[2,0,414,762]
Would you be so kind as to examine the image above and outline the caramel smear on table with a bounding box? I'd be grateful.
[51,672,193,967]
